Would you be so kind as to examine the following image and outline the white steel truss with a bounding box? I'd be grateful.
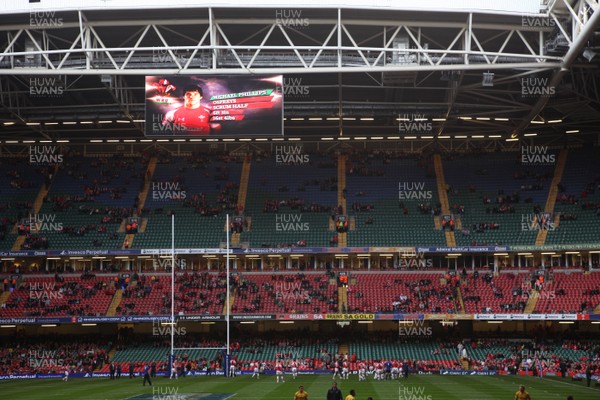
[0,2,596,75]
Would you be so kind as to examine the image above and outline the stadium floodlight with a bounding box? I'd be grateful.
[583,48,598,62]
[482,72,495,87]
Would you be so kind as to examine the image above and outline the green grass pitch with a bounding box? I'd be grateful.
[0,374,598,400]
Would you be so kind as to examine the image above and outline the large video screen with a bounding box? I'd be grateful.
[145,75,283,136]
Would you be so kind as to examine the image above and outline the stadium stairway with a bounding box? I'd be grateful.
[594,303,600,313]
[106,347,118,365]
[122,156,157,249]
[535,149,567,246]
[237,154,252,209]
[433,154,456,246]
[434,216,441,230]
[524,289,539,314]
[10,166,58,250]
[106,289,124,316]
[224,291,235,314]
[231,154,252,246]
[456,287,466,313]
[0,290,11,308]
[338,154,348,247]
[461,359,469,370]
[338,284,348,313]
[338,343,349,357]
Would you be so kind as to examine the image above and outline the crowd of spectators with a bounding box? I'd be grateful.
[0,335,109,375]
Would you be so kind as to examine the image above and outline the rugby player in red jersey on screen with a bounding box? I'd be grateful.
[163,84,221,135]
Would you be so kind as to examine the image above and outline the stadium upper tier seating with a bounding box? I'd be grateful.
[0,157,48,250]
[1,147,599,250]
[443,151,554,246]
[239,151,337,248]
[134,152,242,249]
[546,147,600,245]
[346,152,445,246]
[22,154,144,250]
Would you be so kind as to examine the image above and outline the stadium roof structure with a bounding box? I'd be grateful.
[0,0,599,143]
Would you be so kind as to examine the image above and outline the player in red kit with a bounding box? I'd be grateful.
[275,361,285,383]
[163,85,221,135]
[291,360,298,380]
